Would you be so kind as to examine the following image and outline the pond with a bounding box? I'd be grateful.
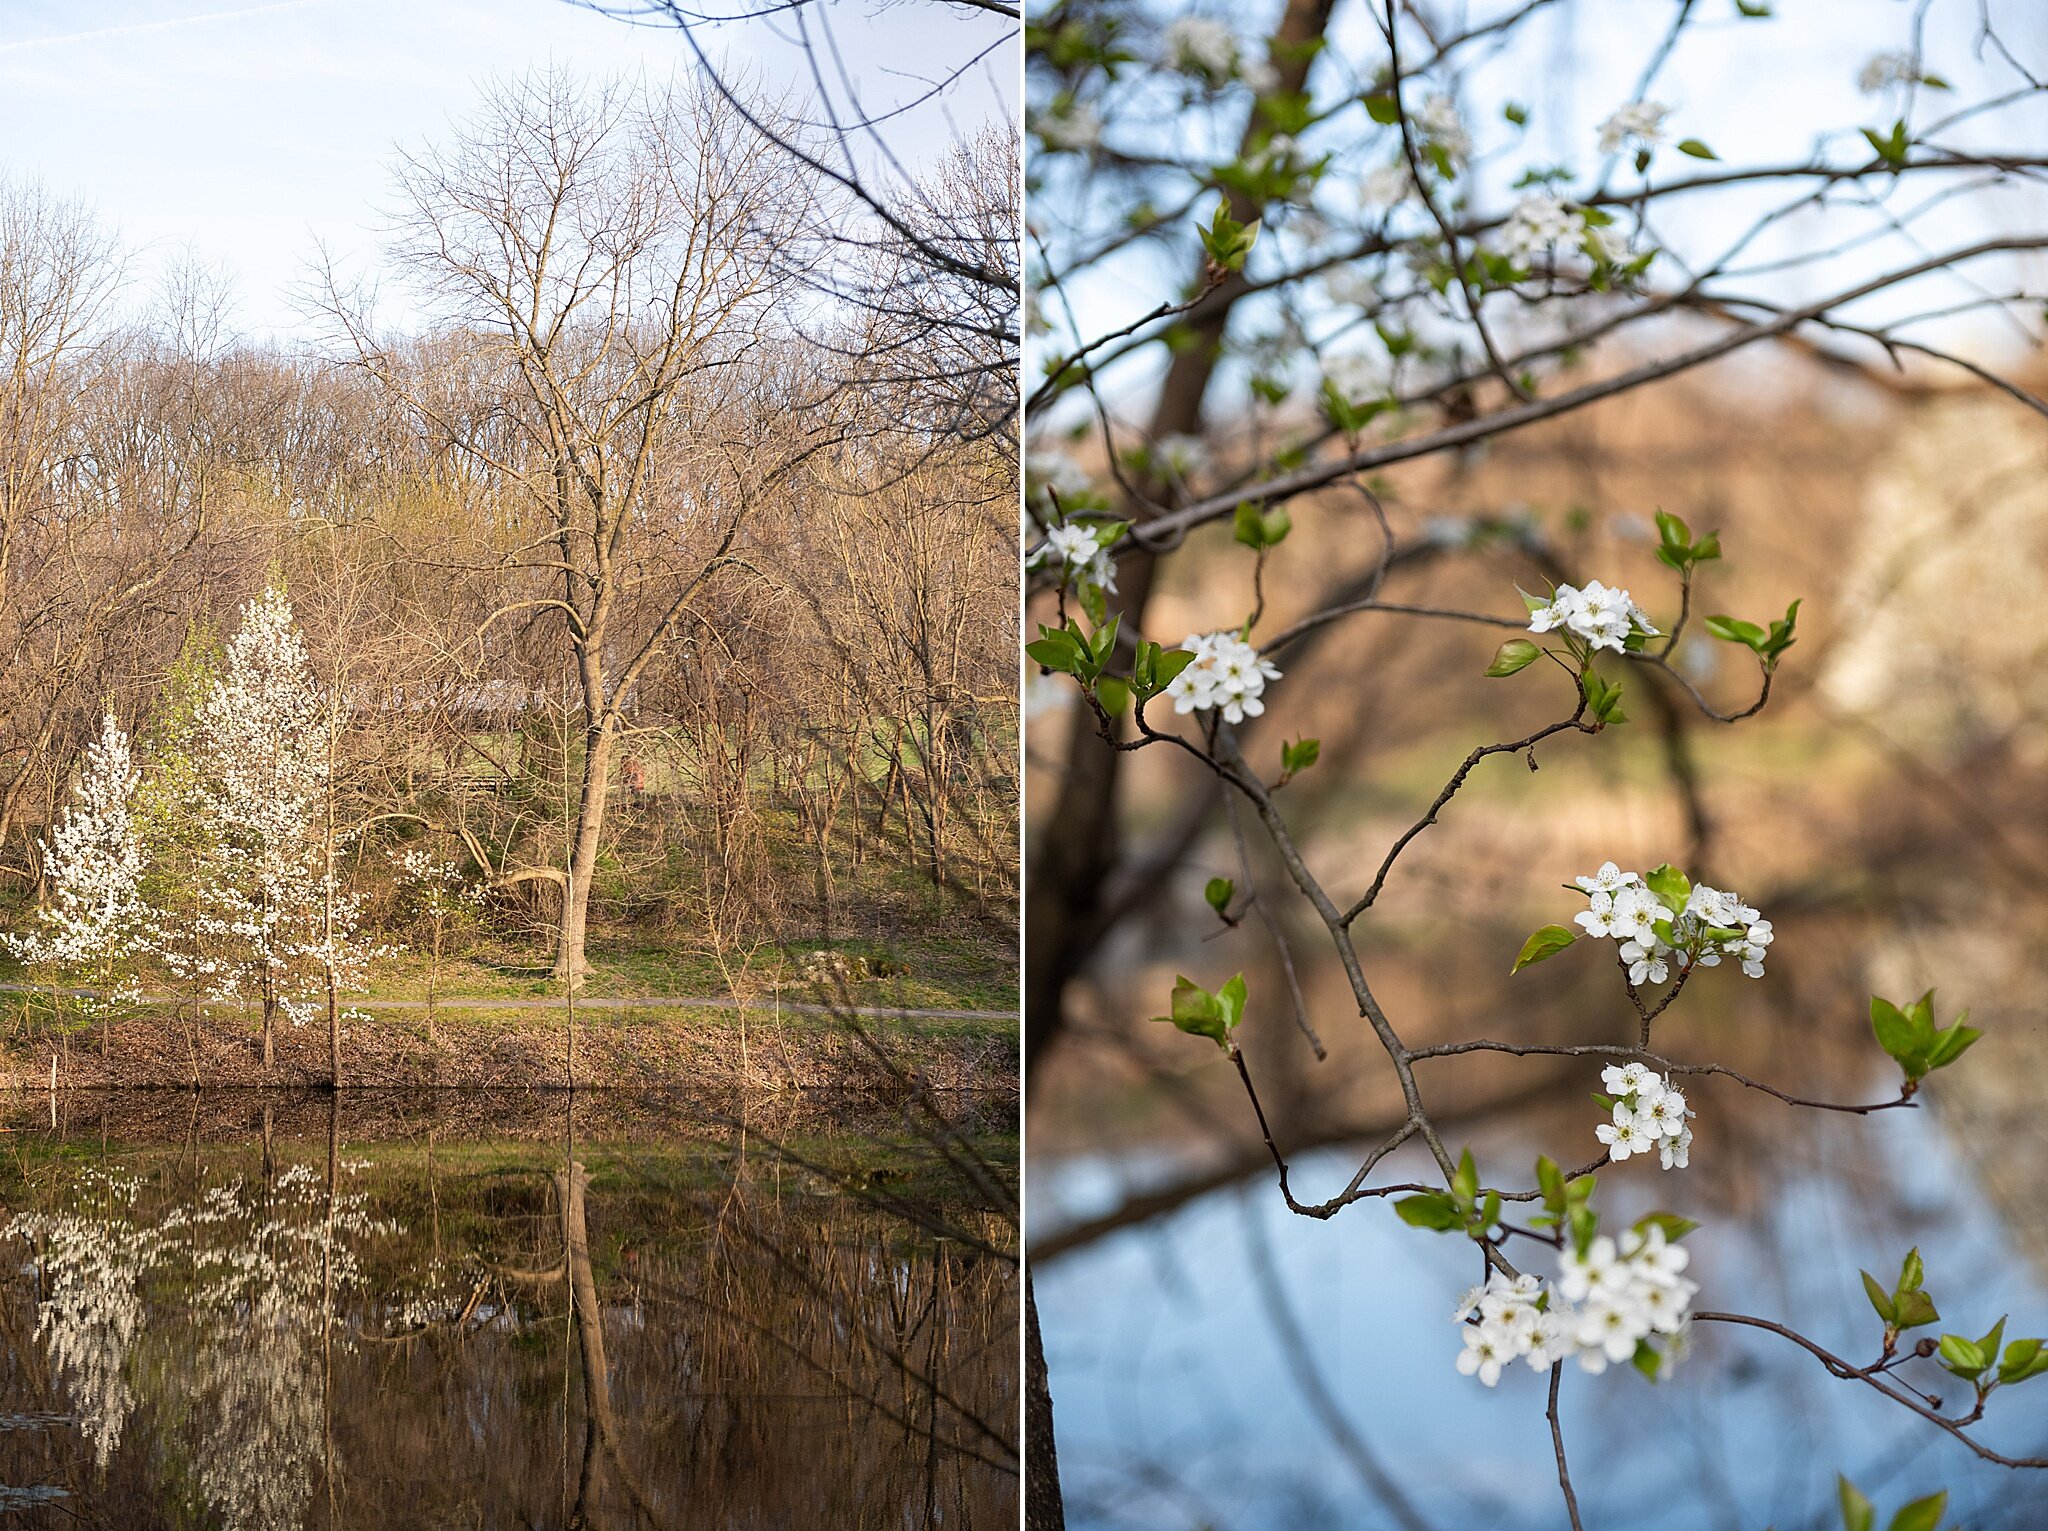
[0,1089,1019,1529]
[1033,1087,2048,1531]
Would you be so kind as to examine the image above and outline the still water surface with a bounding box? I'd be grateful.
[1035,1090,2048,1531]
[0,1089,1018,1529]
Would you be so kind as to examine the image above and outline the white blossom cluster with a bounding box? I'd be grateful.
[391,846,484,917]
[1454,1224,1696,1384]
[1029,521,1119,594]
[1570,862,1774,984]
[1035,102,1103,152]
[1595,1061,1694,1170]
[1417,94,1470,165]
[1500,192,1586,259]
[1358,159,1417,210]
[1153,432,1213,481]
[8,713,151,989]
[1159,17,1276,89]
[1165,630,1282,724]
[1528,580,1660,653]
[1857,51,1920,93]
[1597,99,1671,153]
[158,585,386,1026]
[1027,450,1095,514]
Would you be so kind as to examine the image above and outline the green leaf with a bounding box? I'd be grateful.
[1204,877,1235,917]
[1364,92,1400,125]
[1838,1476,1875,1531]
[1631,1338,1663,1380]
[1899,1248,1925,1293]
[1216,972,1249,1032]
[1154,975,1232,1049]
[1486,638,1541,677]
[1870,997,1923,1071]
[1704,614,1768,649]
[1633,1212,1700,1243]
[1886,1491,1947,1531]
[1452,1147,1479,1204]
[1536,1154,1565,1212]
[1154,648,1197,690]
[1026,630,1086,675]
[1736,0,1773,15]
[1095,676,1131,716]
[1861,1270,1896,1325]
[1999,1337,2048,1383]
[1199,196,1261,273]
[1511,924,1578,974]
[1395,1192,1463,1230]
[1676,138,1719,160]
[1978,1315,2007,1365]
[1925,1018,1981,1070]
[1233,500,1290,549]
[1894,1288,1940,1331]
[1645,863,1692,916]
[1280,737,1320,778]
[1936,1333,1987,1378]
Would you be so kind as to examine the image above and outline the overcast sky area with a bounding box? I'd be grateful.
[0,0,1019,340]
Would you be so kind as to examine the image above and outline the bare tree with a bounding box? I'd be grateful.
[319,69,816,980]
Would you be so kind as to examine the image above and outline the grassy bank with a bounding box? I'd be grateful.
[0,998,1015,1093]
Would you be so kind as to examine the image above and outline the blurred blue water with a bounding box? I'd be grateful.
[1033,1098,2048,1530]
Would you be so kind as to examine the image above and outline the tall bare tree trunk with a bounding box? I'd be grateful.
[554,717,614,983]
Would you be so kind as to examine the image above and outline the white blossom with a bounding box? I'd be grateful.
[1575,861,1638,896]
[1500,193,1586,259]
[9,712,151,1002]
[1528,580,1659,654]
[1359,159,1417,209]
[1418,94,1470,165]
[1597,99,1671,154]
[1452,1228,1696,1386]
[1588,222,1634,264]
[1027,449,1094,513]
[1595,1066,1695,1171]
[1036,103,1103,152]
[1164,631,1282,725]
[1858,51,1918,93]
[1154,432,1213,480]
[1595,1105,1653,1161]
[1029,520,1119,595]
[1162,16,1238,76]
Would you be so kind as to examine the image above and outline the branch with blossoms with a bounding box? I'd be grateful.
[1026,4,2048,1522]
[1031,489,2045,1521]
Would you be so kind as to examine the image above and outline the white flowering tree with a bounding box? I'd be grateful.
[8,711,152,1057]
[178,584,373,1074]
[1026,2,2048,1525]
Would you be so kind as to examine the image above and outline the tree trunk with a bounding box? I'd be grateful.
[552,722,614,983]
[1025,1269,1066,1531]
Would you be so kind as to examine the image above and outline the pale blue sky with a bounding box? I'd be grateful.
[0,0,1018,339]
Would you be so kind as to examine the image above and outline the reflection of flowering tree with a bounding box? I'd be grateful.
[6,1173,161,1469]
[6,1160,392,1529]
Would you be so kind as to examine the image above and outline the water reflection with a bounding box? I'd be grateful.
[1033,1099,2048,1531]
[0,1090,1019,1528]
